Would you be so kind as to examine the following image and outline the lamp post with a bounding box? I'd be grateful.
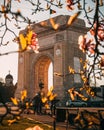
[53,104,56,130]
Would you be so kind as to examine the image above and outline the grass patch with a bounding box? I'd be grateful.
[0,116,54,130]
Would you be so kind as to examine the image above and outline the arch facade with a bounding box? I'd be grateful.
[16,15,88,100]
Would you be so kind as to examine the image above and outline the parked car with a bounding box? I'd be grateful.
[66,100,87,107]
[87,101,104,107]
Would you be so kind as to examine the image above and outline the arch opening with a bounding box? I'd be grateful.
[48,62,53,90]
[34,56,53,95]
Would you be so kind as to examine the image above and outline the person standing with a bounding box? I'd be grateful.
[38,92,43,115]
[33,93,41,115]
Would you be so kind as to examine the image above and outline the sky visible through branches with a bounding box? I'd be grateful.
[0,0,104,86]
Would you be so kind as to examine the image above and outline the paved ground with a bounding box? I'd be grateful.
[22,113,76,130]
[21,107,104,130]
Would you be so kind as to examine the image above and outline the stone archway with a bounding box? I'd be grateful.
[16,15,87,100]
[34,55,52,95]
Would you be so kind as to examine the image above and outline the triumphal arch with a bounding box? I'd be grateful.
[16,15,87,100]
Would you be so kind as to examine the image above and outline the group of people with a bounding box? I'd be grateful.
[32,81,44,115]
[32,81,59,115]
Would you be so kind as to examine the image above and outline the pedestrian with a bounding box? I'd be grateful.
[33,93,40,115]
[37,92,43,115]
[33,92,42,115]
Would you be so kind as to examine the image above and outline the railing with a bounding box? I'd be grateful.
[56,107,104,130]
